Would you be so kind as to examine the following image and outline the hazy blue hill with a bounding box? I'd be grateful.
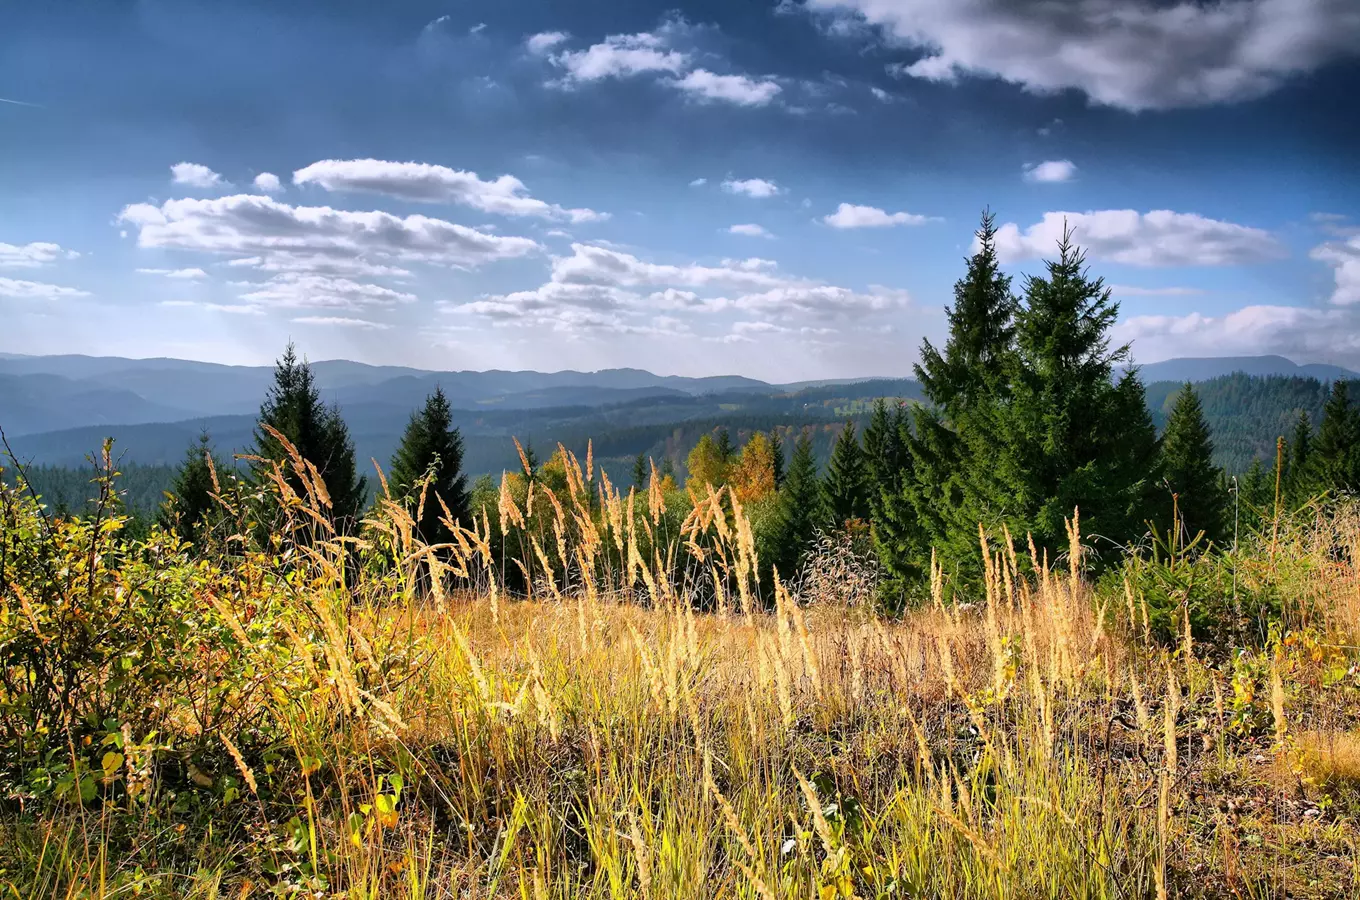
[0,373,195,437]
[1134,355,1359,384]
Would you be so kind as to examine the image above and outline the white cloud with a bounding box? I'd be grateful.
[689,177,708,187]
[722,178,783,199]
[159,300,263,316]
[1117,304,1360,365]
[0,276,90,299]
[551,243,792,291]
[0,241,77,268]
[823,202,932,228]
[1023,159,1077,183]
[292,316,392,330]
[224,254,413,279]
[238,273,417,310]
[729,223,774,238]
[117,194,540,269]
[292,159,605,223]
[551,30,689,83]
[672,70,782,106]
[171,162,225,189]
[1108,285,1206,297]
[808,0,1360,111]
[991,209,1283,266]
[137,267,208,279]
[254,172,283,193]
[526,31,570,55]
[869,86,893,102]
[1310,234,1360,306]
[729,285,911,318]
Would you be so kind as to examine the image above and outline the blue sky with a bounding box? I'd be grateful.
[2,0,1358,380]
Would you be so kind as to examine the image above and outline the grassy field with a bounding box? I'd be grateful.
[3,444,1360,898]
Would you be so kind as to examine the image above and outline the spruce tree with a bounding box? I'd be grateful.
[632,452,649,491]
[388,386,470,546]
[770,432,824,579]
[769,429,786,490]
[1159,383,1226,544]
[1287,410,1314,501]
[157,430,228,545]
[250,343,367,533]
[715,428,735,468]
[999,228,1159,563]
[1314,380,1360,492]
[822,421,868,526]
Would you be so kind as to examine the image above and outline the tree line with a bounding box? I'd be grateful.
[150,214,1360,603]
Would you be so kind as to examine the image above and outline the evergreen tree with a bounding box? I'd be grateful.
[1287,410,1314,500]
[770,432,824,580]
[769,429,786,490]
[822,421,869,526]
[715,428,735,467]
[157,430,228,545]
[998,228,1160,564]
[660,457,676,482]
[1314,380,1360,492]
[862,400,909,522]
[250,343,367,533]
[632,452,649,491]
[388,386,470,546]
[1159,383,1226,544]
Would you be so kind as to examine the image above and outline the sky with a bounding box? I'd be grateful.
[2,0,1359,381]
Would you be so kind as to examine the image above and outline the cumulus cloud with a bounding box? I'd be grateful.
[117,194,540,269]
[729,223,774,238]
[136,267,208,279]
[823,203,932,228]
[526,31,570,54]
[722,178,782,199]
[991,209,1283,266]
[551,243,792,291]
[237,273,417,310]
[1116,304,1360,365]
[550,30,689,83]
[730,285,911,318]
[672,70,782,106]
[0,276,90,299]
[1023,159,1077,183]
[1310,234,1360,306]
[293,159,605,223]
[0,241,77,268]
[224,254,413,279]
[253,172,283,193]
[171,162,225,189]
[809,0,1360,111]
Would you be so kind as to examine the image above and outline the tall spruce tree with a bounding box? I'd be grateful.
[158,430,228,545]
[1314,380,1360,493]
[822,421,869,526]
[1159,383,1226,544]
[999,228,1159,563]
[1287,410,1314,501]
[769,429,786,490]
[885,211,1018,582]
[770,432,824,580]
[388,386,470,546]
[632,452,649,491]
[715,428,735,468]
[250,343,367,533]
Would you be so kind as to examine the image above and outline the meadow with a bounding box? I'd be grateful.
[2,438,1359,899]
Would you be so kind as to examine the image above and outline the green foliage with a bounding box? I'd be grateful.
[156,431,230,546]
[632,451,648,490]
[821,421,868,527]
[387,386,471,545]
[1315,379,1360,493]
[768,432,824,581]
[250,343,366,533]
[1159,383,1227,544]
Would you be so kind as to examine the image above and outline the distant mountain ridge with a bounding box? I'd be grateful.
[1130,355,1359,384]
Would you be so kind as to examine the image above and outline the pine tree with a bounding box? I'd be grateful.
[715,428,735,468]
[1159,383,1226,544]
[769,429,786,490]
[1314,380,1360,493]
[157,430,228,545]
[388,386,470,546]
[862,400,908,522]
[250,343,367,533]
[822,421,868,527]
[632,452,649,491]
[770,432,823,580]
